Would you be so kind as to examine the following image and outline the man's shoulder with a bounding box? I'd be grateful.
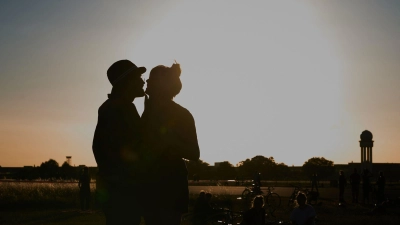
[99,99,137,114]
[99,99,119,111]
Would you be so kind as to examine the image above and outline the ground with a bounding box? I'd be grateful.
[1,185,399,225]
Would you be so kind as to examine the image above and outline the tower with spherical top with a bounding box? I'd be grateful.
[360,130,373,171]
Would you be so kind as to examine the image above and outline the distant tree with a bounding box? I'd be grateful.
[274,162,290,180]
[15,167,40,180]
[302,157,335,180]
[238,155,276,180]
[40,159,60,179]
[215,161,236,180]
[61,162,75,180]
[186,159,210,180]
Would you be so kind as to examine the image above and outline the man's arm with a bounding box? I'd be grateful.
[93,105,138,171]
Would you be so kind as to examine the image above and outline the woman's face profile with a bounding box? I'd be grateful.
[145,74,168,97]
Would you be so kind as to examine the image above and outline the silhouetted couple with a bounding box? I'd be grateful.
[92,60,200,225]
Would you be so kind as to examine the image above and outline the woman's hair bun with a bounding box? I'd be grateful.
[170,62,181,77]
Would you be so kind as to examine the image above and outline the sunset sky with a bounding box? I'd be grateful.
[1,0,400,167]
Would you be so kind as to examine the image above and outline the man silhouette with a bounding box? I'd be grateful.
[92,60,146,225]
[376,171,386,204]
[362,169,372,204]
[78,166,91,211]
[350,168,361,203]
[338,170,347,203]
[253,171,262,194]
[310,173,319,192]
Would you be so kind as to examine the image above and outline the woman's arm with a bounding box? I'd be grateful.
[165,109,200,161]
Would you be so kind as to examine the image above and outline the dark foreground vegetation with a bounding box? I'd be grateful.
[1,181,400,225]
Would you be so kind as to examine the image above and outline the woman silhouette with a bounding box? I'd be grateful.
[141,62,200,225]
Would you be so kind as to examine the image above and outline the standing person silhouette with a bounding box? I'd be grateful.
[349,168,361,203]
[376,171,386,204]
[254,171,262,192]
[141,62,200,225]
[92,60,146,225]
[338,170,347,203]
[310,173,319,193]
[362,169,372,204]
[78,166,91,211]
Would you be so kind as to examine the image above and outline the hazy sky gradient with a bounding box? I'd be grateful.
[1,0,400,167]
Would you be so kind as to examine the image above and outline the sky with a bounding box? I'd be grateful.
[1,0,400,167]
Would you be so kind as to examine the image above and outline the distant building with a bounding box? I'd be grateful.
[66,156,72,165]
[360,130,373,171]
[214,161,230,167]
[333,130,400,181]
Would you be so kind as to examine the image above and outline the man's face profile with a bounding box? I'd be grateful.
[125,73,145,97]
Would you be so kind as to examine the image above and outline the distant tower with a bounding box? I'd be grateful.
[359,130,373,171]
[66,156,72,166]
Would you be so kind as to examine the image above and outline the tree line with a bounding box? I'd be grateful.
[8,155,335,181]
[186,155,335,181]
[11,159,84,180]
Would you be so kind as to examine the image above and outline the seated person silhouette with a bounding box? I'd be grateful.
[241,195,266,225]
[290,192,316,225]
[193,191,213,223]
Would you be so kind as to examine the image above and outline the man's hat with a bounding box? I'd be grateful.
[107,60,146,86]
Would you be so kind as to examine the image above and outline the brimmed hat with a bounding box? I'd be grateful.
[107,60,146,86]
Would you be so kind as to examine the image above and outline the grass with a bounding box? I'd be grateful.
[1,182,400,225]
[0,182,95,209]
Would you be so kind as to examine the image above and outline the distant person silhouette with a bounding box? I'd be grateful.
[78,166,91,211]
[92,60,146,225]
[193,191,207,213]
[254,171,261,192]
[141,62,200,225]
[362,169,372,204]
[290,192,316,225]
[193,191,213,224]
[376,171,386,204]
[241,195,266,225]
[349,168,361,203]
[205,192,213,202]
[310,173,319,192]
[193,173,199,182]
[338,170,347,203]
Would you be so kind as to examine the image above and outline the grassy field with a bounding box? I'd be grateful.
[1,182,400,225]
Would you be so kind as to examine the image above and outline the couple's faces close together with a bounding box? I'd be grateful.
[128,74,165,98]
[127,67,174,99]
[124,74,145,98]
